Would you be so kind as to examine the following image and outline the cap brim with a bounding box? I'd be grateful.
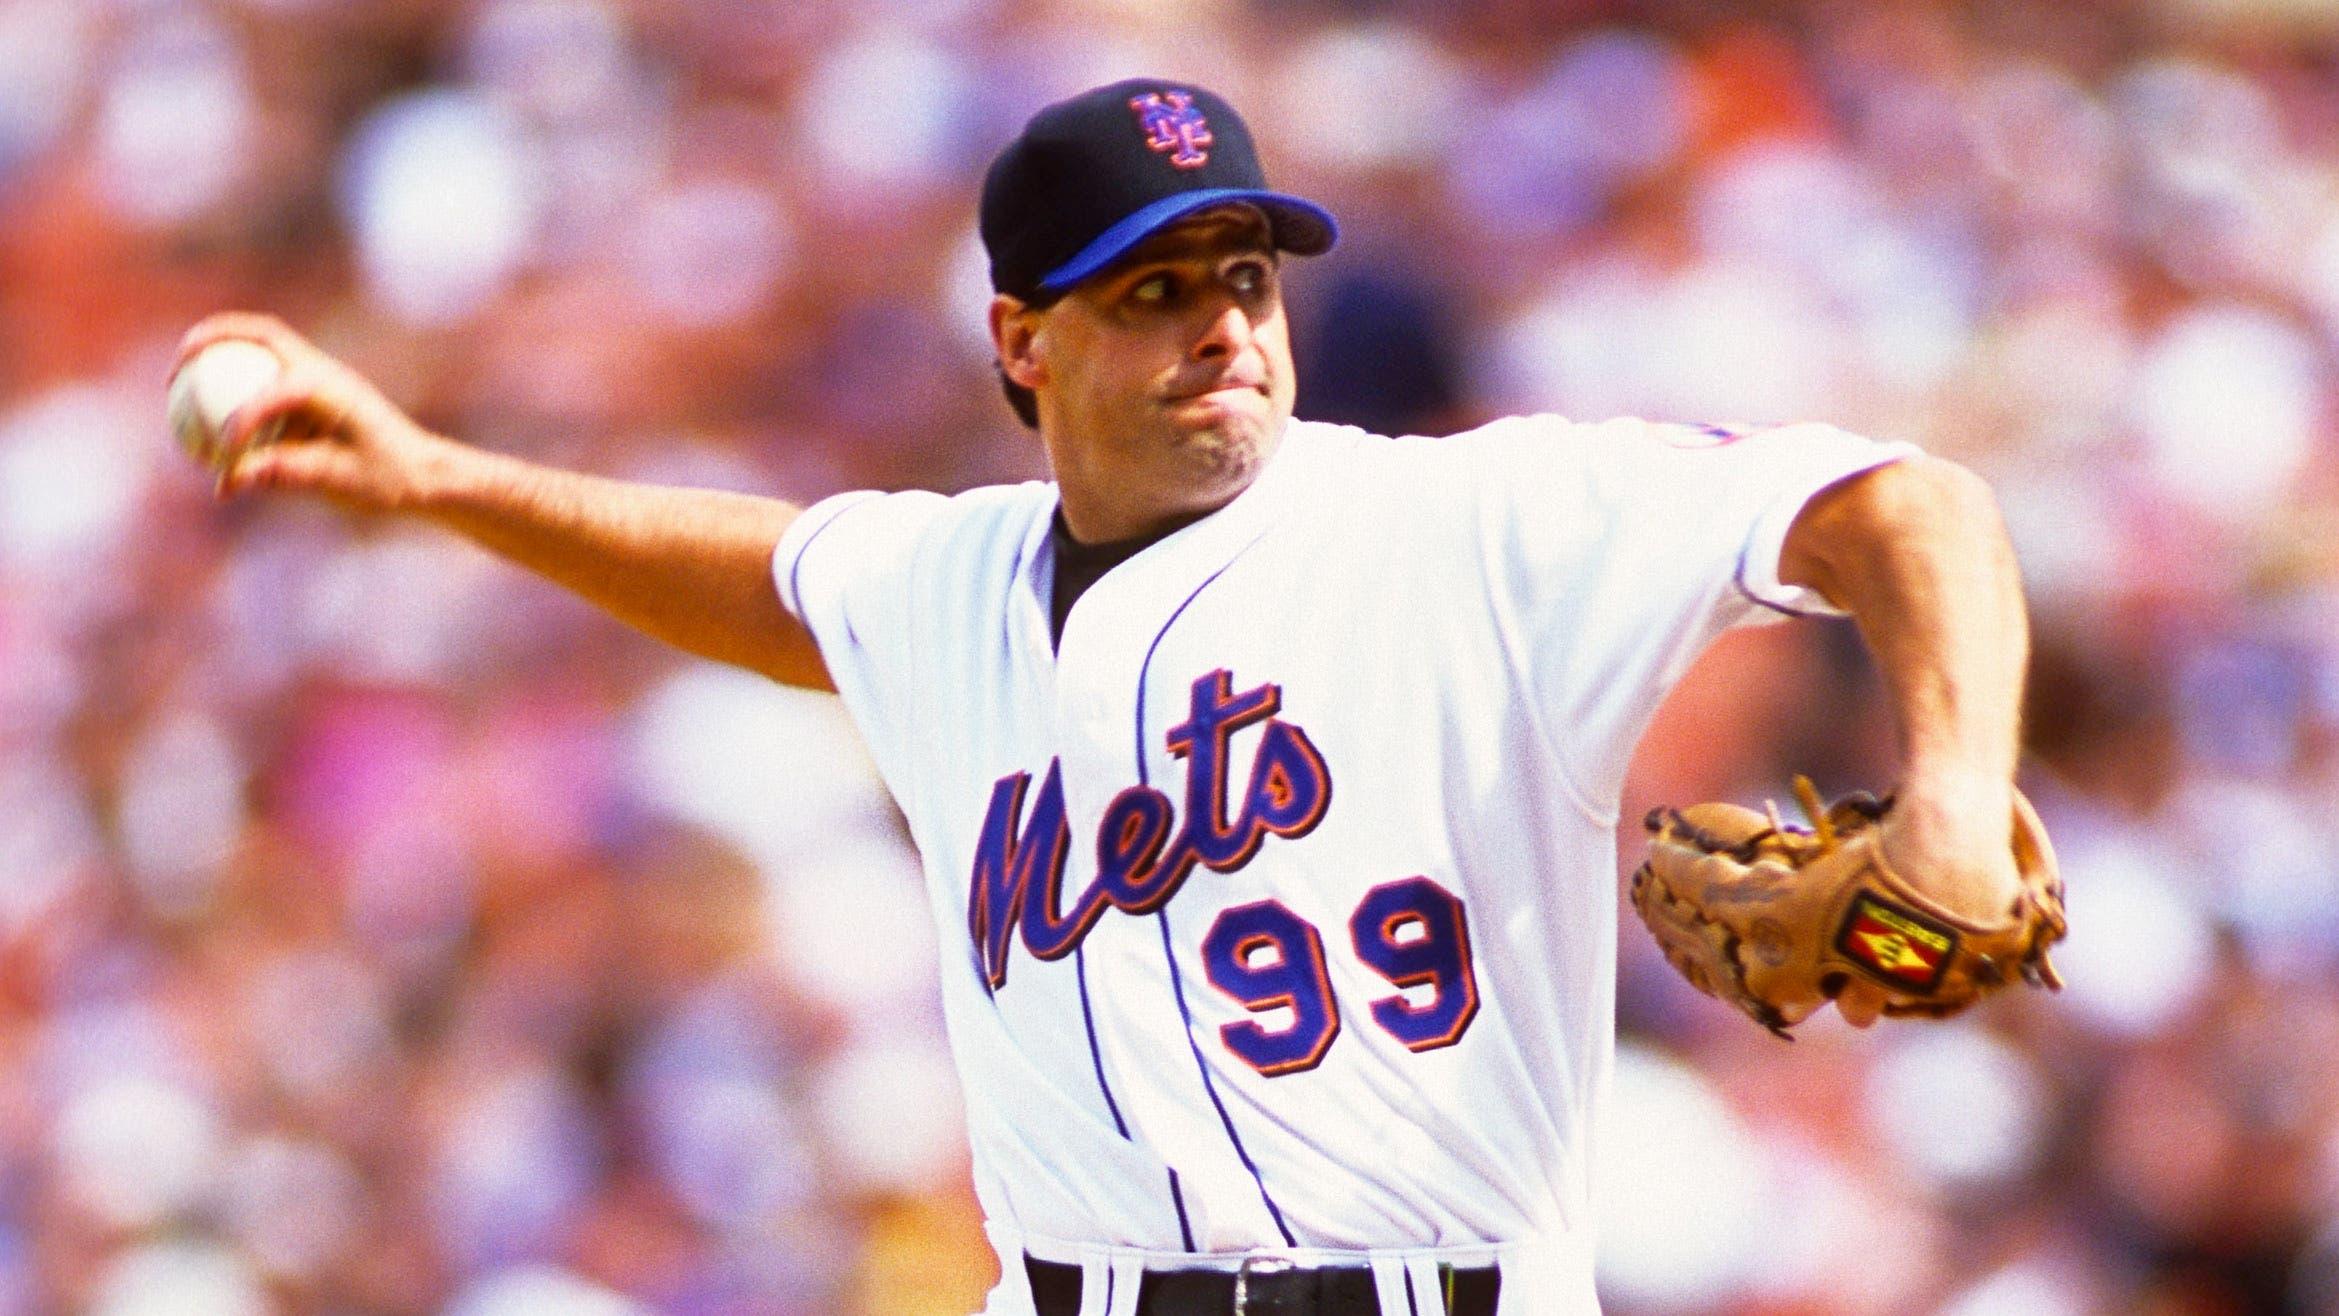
[1036,189,1339,294]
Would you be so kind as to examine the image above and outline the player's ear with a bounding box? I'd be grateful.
[989,294,1048,390]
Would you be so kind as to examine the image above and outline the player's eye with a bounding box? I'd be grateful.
[1131,273,1180,305]
[1227,259,1271,296]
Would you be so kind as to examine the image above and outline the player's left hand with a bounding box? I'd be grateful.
[1630,775,2066,1037]
[1835,774,2022,1026]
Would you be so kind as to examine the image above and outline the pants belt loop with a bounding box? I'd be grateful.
[1075,1251,1110,1316]
[1368,1255,1413,1314]
[1403,1255,1446,1314]
[1104,1254,1145,1316]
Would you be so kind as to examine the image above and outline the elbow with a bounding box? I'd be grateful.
[1784,455,2010,599]
[1866,455,2004,541]
[1919,454,1998,512]
[1833,453,2002,546]
[1871,458,2002,551]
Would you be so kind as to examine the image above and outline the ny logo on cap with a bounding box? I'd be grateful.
[1129,91,1212,169]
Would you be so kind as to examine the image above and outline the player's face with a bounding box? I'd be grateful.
[999,207,1297,541]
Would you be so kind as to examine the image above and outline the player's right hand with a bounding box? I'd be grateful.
[173,312,453,512]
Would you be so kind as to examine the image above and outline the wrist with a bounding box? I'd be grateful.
[1901,759,2011,796]
[404,431,501,516]
[1900,762,2011,817]
[1893,766,2017,861]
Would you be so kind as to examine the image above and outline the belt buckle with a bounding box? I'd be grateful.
[1231,1254,1295,1315]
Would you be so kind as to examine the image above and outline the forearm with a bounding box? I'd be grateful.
[414,442,830,689]
[177,312,832,690]
[1783,457,2027,797]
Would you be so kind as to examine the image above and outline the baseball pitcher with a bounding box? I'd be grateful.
[177,80,2061,1316]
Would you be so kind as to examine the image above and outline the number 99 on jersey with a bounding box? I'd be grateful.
[1200,875,1480,1077]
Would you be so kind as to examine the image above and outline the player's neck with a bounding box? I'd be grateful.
[1052,433,1283,545]
[1056,499,1213,548]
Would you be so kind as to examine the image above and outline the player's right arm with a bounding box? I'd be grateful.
[179,313,832,692]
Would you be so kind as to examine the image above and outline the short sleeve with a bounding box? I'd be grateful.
[770,488,951,793]
[1715,423,1920,620]
[773,489,948,632]
[1451,415,1915,807]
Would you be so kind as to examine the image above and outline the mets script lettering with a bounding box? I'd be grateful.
[968,669,1330,989]
[1128,91,1213,169]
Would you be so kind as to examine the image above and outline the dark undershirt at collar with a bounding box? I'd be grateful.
[1049,511,1161,649]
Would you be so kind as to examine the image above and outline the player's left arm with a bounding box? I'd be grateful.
[1776,454,2028,1024]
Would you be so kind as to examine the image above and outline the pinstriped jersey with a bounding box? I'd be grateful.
[772,416,1910,1313]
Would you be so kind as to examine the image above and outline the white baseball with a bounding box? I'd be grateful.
[166,340,282,466]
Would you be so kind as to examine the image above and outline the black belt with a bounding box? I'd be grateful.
[1026,1254,1500,1315]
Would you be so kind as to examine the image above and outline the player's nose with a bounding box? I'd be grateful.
[1190,298,1257,362]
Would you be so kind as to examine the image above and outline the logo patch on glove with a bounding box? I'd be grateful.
[1836,894,1956,991]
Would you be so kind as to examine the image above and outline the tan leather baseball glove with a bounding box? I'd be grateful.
[1630,779,2067,1037]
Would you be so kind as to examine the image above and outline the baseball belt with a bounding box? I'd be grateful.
[1024,1254,1500,1315]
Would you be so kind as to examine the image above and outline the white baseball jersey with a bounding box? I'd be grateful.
[774,415,1910,1314]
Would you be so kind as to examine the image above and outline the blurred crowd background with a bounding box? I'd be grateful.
[3,0,2338,1311]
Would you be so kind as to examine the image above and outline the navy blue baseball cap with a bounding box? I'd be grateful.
[980,80,1339,301]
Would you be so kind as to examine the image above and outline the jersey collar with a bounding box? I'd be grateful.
[1012,418,1323,654]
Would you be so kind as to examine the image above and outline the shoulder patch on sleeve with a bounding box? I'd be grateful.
[1660,421,1786,449]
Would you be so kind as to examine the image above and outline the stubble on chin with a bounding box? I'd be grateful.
[1177,413,1270,493]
